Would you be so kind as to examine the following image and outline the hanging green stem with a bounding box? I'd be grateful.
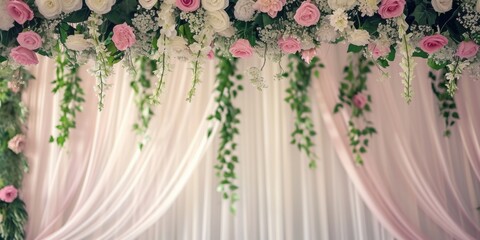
[430,68,460,137]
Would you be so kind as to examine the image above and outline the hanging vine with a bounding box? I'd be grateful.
[284,54,323,169]
[334,54,376,164]
[430,68,460,137]
[207,52,243,213]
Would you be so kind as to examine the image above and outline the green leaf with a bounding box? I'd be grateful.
[347,44,364,53]
[104,0,137,24]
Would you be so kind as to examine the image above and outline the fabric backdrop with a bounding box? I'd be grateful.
[20,44,480,240]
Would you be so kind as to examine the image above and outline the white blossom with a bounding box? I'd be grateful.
[234,0,256,21]
[35,0,62,19]
[86,0,116,14]
[202,0,228,12]
[139,0,158,9]
[348,29,370,46]
[65,34,92,51]
[329,9,349,32]
[432,0,452,13]
[62,0,83,14]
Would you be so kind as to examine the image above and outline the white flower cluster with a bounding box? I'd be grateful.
[446,60,470,96]
[34,0,82,19]
[358,0,380,16]
[458,1,480,36]
[132,7,159,56]
[396,15,416,103]
[234,0,256,21]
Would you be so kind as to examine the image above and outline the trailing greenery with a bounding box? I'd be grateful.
[430,69,460,137]
[208,52,243,213]
[50,44,85,147]
[130,57,157,149]
[0,66,31,240]
[334,54,376,165]
[284,54,323,169]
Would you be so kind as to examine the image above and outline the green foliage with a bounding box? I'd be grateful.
[0,199,28,240]
[284,54,323,169]
[334,54,376,165]
[50,44,85,147]
[430,69,459,137]
[207,52,243,213]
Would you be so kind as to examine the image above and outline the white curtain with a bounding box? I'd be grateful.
[22,55,392,239]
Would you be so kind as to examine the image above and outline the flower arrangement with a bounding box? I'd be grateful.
[0,0,479,237]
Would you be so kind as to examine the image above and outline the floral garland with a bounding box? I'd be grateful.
[0,0,479,236]
[430,68,460,137]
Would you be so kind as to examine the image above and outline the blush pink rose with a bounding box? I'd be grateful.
[368,42,391,59]
[8,81,21,93]
[10,46,38,65]
[253,0,286,18]
[456,41,479,59]
[8,134,26,154]
[352,93,367,109]
[112,23,136,51]
[176,0,200,12]
[0,185,18,203]
[7,0,34,24]
[17,31,43,50]
[294,1,320,27]
[419,34,448,54]
[301,48,317,63]
[378,0,406,19]
[229,39,254,58]
[278,37,301,54]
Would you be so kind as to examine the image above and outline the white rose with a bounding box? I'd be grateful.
[348,29,370,46]
[62,0,83,13]
[86,0,116,14]
[0,0,14,31]
[35,0,62,19]
[328,0,356,10]
[476,0,480,13]
[206,10,230,32]
[431,0,452,13]
[202,0,228,11]
[139,0,158,9]
[234,0,256,21]
[65,34,92,51]
[218,26,236,37]
[316,19,338,43]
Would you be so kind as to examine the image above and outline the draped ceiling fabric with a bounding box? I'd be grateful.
[20,44,479,240]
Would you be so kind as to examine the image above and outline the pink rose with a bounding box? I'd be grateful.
[10,46,38,65]
[8,81,21,93]
[378,0,406,19]
[17,31,43,50]
[419,34,448,54]
[301,48,317,63]
[368,42,391,59]
[7,0,34,24]
[112,23,136,51]
[456,41,479,59]
[352,93,367,109]
[229,39,254,58]
[253,0,286,18]
[0,185,18,203]
[294,1,320,27]
[278,37,301,54]
[176,0,200,12]
[8,134,26,154]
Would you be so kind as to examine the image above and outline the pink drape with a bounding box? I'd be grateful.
[314,45,480,240]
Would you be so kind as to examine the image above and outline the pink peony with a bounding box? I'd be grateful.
[352,93,367,109]
[294,1,320,27]
[0,186,18,203]
[419,34,448,54]
[368,42,391,59]
[8,81,21,93]
[456,41,479,59]
[7,0,34,24]
[301,48,317,63]
[378,0,406,19]
[17,31,42,50]
[229,39,254,58]
[253,0,286,18]
[278,36,301,54]
[10,46,38,65]
[8,134,26,154]
[112,23,136,51]
[176,0,200,12]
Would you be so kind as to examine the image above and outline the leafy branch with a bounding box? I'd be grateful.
[207,52,243,213]
[430,69,460,137]
[284,54,323,169]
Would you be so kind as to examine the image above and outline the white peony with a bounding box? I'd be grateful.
[431,0,452,13]
[206,10,231,32]
[316,19,338,43]
[86,0,116,14]
[35,0,62,19]
[234,0,256,21]
[65,34,92,51]
[202,0,228,11]
[329,9,349,32]
[62,0,83,13]
[139,0,158,9]
[348,29,370,46]
[0,0,14,31]
[476,0,480,13]
[328,0,356,10]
